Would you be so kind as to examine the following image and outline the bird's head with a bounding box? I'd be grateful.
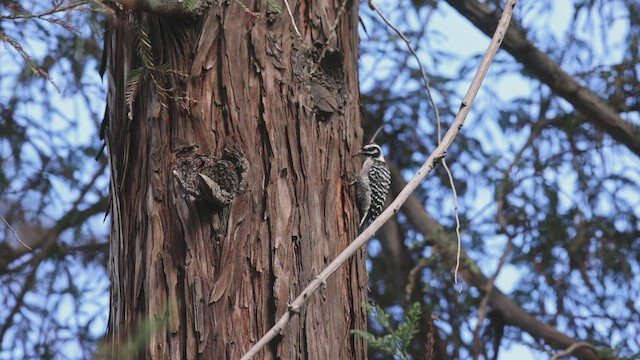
[356,143,384,161]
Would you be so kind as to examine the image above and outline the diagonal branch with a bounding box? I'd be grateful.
[387,162,598,360]
[0,253,42,344]
[550,342,597,360]
[240,1,517,358]
[0,162,108,267]
[367,0,464,286]
[445,0,640,157]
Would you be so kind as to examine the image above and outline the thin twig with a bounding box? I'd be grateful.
[0,32,61,92]
[0,1,91,20]
[471,117,548,358]
[0,252,43,342]
[0,0,105,92]
[282,0,301,37]
[496,119,549,234]
[232,0,260,18]
[405,257,433,301]
[471,115,549,358]
[239,1,516,358]
[368,124,385,143]
[1,163,107,261]
[67,162,108,214]
[367,0,465,285]
[549,342,597,360]
[0,214,32,250]
[471,237,513,359]
[442,160,462,287]
[367,0,442,139]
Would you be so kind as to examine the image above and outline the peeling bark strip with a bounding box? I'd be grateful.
[104,1,366,359]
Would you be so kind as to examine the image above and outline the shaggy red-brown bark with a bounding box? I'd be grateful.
[102,1,367,358]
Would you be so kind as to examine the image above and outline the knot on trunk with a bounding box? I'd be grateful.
[198,148,248,206]
[173,148,248,208]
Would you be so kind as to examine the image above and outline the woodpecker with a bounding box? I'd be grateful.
[355,143,391,229]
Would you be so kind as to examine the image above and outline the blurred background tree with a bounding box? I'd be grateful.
[0,1,110,358]
[1,0,638,359]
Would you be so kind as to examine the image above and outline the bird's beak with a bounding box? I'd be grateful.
[351,152,362,158]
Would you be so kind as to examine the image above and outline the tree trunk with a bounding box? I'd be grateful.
[103,2,367,359]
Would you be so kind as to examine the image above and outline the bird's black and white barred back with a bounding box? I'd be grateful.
[356,143,391,229]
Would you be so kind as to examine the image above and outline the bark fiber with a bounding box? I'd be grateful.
[103,1,367,358]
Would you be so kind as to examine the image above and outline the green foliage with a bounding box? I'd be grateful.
[353,302,422,360]
[127,18,179,119]
[128,20,160,119]
[597,345,640,360]
[182,0,199,11]
[125,67,144,120]
[267,0,282,14]
[96,303,174,359]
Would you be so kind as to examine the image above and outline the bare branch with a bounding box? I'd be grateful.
[405,258,433,301]
[0,163,107,268]
[367,0,464,286]
[471,238,512,359]
[0,32,61,92]
[389,161,598,360]
[446,0,640,157]
[240,1,517,358]
[471,119,549,358]
[368,124,385,144]
[0,1,114,92]
[366,0,442,138]
[550,342,597,360]
[0,214,32,251]
[282,0,301,37]
[442,159,462,287]
[0,1,92,21]
[0,254,41,343]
